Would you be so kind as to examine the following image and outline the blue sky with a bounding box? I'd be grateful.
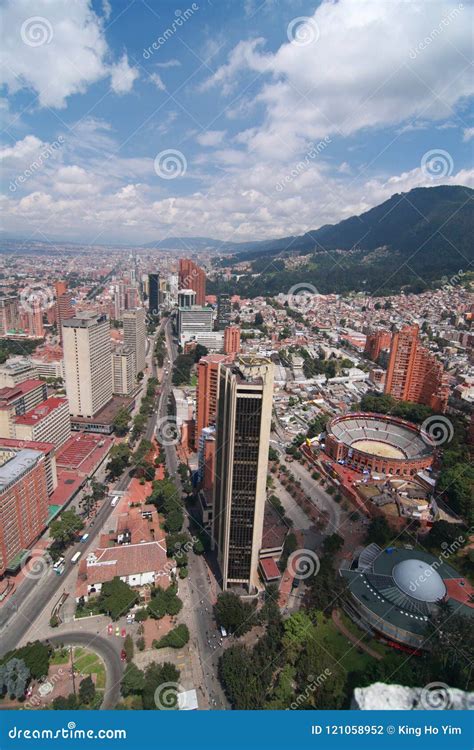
[1,0,473,244]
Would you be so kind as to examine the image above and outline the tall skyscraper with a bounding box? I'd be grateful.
[112,346,135,395]
[123,308,146,375]
[0,296,19,336]
[385,324,449,412]
[224,325,241,355]
[196,354,233,448]
[178,259,206,306]
[62,313,112,418]
[148,273,159,315]
[364,329,391,362]
[217,294,232,330]
[213,356,274,592]
[55,281,74,344]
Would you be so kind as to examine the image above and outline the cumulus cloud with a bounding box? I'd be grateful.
[1,0,138,107]
[463,127,474,142]
[196,130,226,147]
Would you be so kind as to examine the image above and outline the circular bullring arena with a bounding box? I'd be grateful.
[325,413,434,476]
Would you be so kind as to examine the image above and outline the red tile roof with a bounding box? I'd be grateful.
[14,397,68,425]
[260,557,281,581]
[0,379,45,403]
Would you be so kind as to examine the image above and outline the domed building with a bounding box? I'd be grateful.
[340,544,474,652]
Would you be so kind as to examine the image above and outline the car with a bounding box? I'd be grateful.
[115,626,120,636]
[120,649,127,662]
[121,628,126,638]
[108,624,113,635]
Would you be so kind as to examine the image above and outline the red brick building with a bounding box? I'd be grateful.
[0,448,49,576]
[195,354,232,448]
[178,259,206,306]
[384,324,449,412]
[224,325,241,355]
[364,329,391,362]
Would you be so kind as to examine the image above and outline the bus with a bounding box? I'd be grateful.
[53,557,65,575]
[111,496,119,508]
[71,551,82,564]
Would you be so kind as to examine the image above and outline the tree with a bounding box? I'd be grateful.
[98,577,138,620]
[49,509,84,549]
[78,675,95,705]
[322,533,344,556]
[214,591,256,636]
[365,516,393,546]
[15,641,50,679]
[124,634,134,663]
[142,662,180,710]
[107,443,131,479]
[121,663,145,697]
[155,624,189,649]
[426,520,466,551]
[113,407,131,436]
[0,658,30,700]
[147,585,182,620]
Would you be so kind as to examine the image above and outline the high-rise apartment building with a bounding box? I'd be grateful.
[364,329,391,362]
[55,281,74,344]
[224,325,241,355]
[13,397,71,449]
[62,313,113,418]
[217,294,232,330]
[0,380,48,437]
[148,274,160,315]
[0,296,19,336]
[178,259,206,305]
[196,354,233,448]
[112,346,135,395]
[123,308,146,375]
[0,448,49,576]
[385,324,449,412]
[213,356,274,591]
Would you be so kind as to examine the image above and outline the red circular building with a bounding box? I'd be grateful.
[325,413,434,476]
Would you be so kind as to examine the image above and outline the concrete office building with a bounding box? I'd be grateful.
[196,354,233,448]
[123,308,146,375]
[178,259,206,305]
[178,289,196,309]
[178,306,214,342]
[13,396,71,449]
[112,346,135,395]
[62,313,113,419]
[213,356,274,592]
[217,294,232,330]
[55,281,74,344]
[0,360,37,388]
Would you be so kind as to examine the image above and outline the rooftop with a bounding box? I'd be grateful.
[0,448,43,492]
[14,397,68,426]
[0,379,45,403]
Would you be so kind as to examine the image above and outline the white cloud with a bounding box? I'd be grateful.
[204,0,473,159]
[155,59,181,69]
[0,135,45,162]
[463,127,474,142]
[1,0,138,108]
[149,73,166,92]
[196,130,226,147]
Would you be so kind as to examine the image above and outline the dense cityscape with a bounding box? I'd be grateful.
[0,0,473,743]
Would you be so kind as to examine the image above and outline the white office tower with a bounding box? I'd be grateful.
[213,357,274,592]
[178,289,196,308]
[62,313,112,418]
[123,308,146,375]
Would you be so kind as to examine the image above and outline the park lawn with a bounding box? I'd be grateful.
[311,613,375,675]
[338,611,392,658]
[74,652,100,672]
[75,597,102,619]
[50,648,69,665]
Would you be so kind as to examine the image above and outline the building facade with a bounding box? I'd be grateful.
[213,357,274,592]
[364,329,391,362]
[13,396,71,449]
[112,347,135,395]
[224,325,241,355]
[178,259,206,306]
[123,308,146,375]
[148,273,160,315]
[385,325,449,412]
[62,313,113,418]
[217,294,232,330]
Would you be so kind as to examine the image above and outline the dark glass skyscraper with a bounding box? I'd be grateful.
[148,273,159,315]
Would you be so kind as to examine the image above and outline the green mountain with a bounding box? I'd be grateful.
[214,185,473,296]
